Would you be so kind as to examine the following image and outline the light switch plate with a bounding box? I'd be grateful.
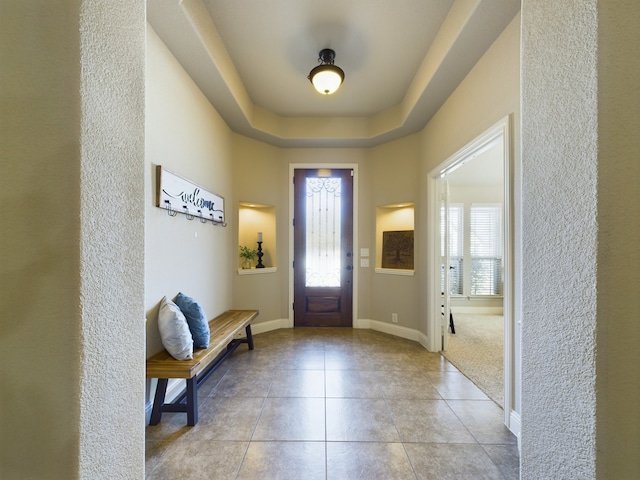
[360,258,370,268]
[360,248,369,257]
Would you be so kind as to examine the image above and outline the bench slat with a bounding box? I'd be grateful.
[146,309,258,380]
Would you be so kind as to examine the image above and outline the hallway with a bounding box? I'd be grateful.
[146,328,518,479]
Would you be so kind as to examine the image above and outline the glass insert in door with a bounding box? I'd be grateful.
[305,177,342,287]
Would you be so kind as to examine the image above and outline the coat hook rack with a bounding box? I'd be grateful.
[156,166,226,227]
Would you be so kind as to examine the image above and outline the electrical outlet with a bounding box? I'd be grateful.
[392,313,398,323]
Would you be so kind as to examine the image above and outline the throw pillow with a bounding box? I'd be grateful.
[157,296,193,360]
[175,292,211,348]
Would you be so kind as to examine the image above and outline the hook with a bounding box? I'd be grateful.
[198,210,207,223]
[209,213,227,227]
[183,206,194,220]
[165,200,178,217]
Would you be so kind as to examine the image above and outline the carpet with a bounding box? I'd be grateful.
[442,313,504,408]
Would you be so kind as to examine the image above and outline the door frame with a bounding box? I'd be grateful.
[427,116,515,432]
[288,163,359,328]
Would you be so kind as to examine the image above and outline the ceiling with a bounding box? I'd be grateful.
[445,141,504,187]
[147,0,520,148]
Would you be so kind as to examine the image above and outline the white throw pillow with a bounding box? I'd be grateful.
[157,296,193,360]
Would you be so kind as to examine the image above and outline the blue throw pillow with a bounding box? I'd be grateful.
[175,292,210,348]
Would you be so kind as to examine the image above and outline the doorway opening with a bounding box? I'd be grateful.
[427,116,515,430]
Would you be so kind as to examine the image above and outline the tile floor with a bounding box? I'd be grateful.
[146,328,519,479]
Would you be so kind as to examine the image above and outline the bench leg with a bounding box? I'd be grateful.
[149,378,168,426]
[185,377,198,426]
[245,324,254,350]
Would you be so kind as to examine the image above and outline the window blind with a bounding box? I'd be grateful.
[441,204,463,295]
[470,204,503,295]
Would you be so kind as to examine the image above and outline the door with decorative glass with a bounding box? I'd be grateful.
[293,168,353,327]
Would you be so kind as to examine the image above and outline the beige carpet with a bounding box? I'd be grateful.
[442,313,504,408]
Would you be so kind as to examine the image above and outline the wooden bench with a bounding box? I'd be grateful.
[146,309,258,426]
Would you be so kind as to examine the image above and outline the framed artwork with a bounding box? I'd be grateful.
[382,230,414,269]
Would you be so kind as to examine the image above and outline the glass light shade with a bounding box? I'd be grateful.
[309,65,344,95]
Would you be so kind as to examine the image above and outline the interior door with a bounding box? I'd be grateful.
[293,168,353,327]
[440,177,452,350]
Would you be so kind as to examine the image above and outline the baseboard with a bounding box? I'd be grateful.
[416,330,430,350]
[369,319,421,342]
[354,318,371,329]
[251,318,428,346]
[356,318,430,349]
[252,318,288,335]
[509,410,521,441]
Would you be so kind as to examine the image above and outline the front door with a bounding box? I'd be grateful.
[293,168,353,327]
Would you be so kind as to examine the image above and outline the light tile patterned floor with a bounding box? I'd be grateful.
[146,328,519,479]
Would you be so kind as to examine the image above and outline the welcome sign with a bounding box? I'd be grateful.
[156,165,225,225]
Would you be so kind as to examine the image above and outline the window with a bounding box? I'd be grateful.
[305,177,342,287]
[470,204,503,295]
[441,204,463,295]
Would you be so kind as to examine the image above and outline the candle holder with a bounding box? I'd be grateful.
[256,241,265,268]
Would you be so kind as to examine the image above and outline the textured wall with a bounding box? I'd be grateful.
[78,1,146,478]
[522,1,640,475]
[521,1,601,477]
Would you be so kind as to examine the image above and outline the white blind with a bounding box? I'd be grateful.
[441,204,463,295]
[470,204,502,295]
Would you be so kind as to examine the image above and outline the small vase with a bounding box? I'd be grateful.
[242,258,252,269]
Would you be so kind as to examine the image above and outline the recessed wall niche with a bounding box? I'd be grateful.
[238,202,276,271]
[375,202,415,274]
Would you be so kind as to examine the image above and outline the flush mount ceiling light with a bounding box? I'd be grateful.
[308,48,345,95]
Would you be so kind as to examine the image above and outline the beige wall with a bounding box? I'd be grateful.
[1,1,146,478]
[1,4,82,477]
[596,1,640,474]
[369,134,422,329]
[521,1,640,478]
[145,26,234,359]
[231,135,287,321]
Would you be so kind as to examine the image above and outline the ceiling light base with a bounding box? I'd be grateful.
[308,48,345,95]
[318,49,336,64]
